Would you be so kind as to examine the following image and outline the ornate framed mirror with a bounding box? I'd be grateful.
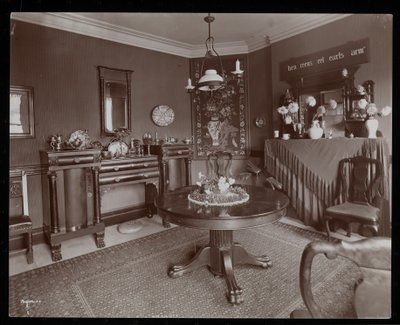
[98,66,133,136]
[289,66,361,138]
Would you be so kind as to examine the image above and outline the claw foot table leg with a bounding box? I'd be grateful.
[233,243,272,268]
[221,249,243,305]
[168,246,211,278]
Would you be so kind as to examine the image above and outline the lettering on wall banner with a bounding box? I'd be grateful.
[280,38,370,81]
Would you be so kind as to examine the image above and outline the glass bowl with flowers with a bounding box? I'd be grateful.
[188,172,249,206]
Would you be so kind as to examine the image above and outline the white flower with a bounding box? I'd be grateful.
[228,178,235,185]
[205,189,212,195]
[284,115,292,124]
[358,98,368,110]
[306,96,316,107]
[277,106,288,115]
[288,102,299,113]
[380,106,392,116]
[356,85,366,94]
[366,103,378,115]
[198,171,204,179]
[196,181,202,187]
[329,99,337,109]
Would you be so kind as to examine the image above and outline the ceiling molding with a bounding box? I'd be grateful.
[11,12,351,58]
[267,13,353,43]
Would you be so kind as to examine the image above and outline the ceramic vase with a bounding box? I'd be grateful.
[308,120,323,139]
[365,117,379,139]
[207,117,221,146]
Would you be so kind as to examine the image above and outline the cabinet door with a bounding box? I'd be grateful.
[62,168,94,231]
[167,159,186,191]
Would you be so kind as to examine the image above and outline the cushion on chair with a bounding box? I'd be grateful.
[325,202,379,222]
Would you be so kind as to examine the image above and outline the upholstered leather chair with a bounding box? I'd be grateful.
[291,237,391,318]
[324,156,383,241]
[9,170,33,264]
[207,151,233,178]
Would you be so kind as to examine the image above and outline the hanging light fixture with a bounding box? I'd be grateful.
[186,13,244,93]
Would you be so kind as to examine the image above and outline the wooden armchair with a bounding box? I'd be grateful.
[291,237,391,318]
[324,156,383,241]
[9,170,33,264]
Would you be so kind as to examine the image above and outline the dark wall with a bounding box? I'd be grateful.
[10,20,191,229]
[10,20,191,166]
[248,46,273,152]
[270,14,392,148]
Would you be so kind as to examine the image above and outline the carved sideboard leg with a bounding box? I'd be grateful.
[95,232,105,248]
[50,244,62,262]
[26,231,34,264]
[147,206,154,218]
[162,217,171,228]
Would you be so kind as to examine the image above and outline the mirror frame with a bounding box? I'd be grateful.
[98,66,133,137]
[289,66,360,131]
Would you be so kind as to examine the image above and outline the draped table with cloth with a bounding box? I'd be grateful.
[264,138,390,236]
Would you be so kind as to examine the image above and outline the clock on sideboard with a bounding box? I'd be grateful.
[152,105,175,126]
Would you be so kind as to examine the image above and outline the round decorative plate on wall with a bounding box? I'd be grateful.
[152,105,175,126]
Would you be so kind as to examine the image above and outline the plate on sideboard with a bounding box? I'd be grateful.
[107,140,129,158]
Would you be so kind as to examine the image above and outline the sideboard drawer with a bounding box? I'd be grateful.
[57,155,94,166]
[99,160,159,173]
[164,149,190,157]
[99,170,160,185]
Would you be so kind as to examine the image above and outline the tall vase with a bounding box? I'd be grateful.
[207,117,221,146]
[365,117,379,139]
[308,120,323,139]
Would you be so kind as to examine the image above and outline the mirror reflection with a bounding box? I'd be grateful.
[98,66,132,136]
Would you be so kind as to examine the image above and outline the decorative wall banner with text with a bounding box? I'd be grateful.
[280,38,370,81]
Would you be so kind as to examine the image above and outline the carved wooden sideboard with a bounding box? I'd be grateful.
[150,144,193,193]
[150,144,193,227]
[40,149,104,261]
[40,150,160,261]
[99,155,160,225]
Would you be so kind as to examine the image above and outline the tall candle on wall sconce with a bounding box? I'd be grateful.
[235,59,240,71]
[188,78,192,87]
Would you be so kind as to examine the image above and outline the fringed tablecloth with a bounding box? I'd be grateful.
[264,138,390,233]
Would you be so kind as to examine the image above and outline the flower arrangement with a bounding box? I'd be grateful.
[305,96,317,108]
[195,172,235,194]
[365,104,392,119]
[277,89,299,126]
[312,105,326,121]
[189,171,249,206]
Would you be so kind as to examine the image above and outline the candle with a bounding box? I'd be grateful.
[188,78,192,86]
[235,59,240,71]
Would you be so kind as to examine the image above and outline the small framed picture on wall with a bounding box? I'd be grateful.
[10,85,35,139]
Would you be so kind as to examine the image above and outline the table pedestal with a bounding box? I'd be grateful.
[168,230,272,305]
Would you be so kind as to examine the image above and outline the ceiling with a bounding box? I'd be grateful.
[11,12,351,57]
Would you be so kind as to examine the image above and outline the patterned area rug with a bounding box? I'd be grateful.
[9,222,361,318]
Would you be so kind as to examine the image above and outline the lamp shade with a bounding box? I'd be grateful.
[198,69,224,91]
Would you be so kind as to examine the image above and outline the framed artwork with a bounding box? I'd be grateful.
[10,85,35,138]
[190,56,249,159]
